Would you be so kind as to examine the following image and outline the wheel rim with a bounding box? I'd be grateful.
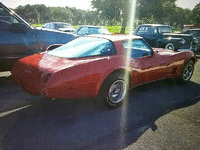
[108,80,127,103]
[183,64,193,81]
[165,43,174,50]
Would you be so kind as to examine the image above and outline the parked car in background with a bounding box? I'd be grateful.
[11,34,197,109]
[42,22,75,33]
[182,24,200,32]
[134,24,198,52]
[183,28,200,50]
[74,25,111,36]
[0,3,77,71]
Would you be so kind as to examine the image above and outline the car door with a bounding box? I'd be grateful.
[0,5,38,71]
[123,39,169,86]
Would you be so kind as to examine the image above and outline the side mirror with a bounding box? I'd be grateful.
[9,23,29,33]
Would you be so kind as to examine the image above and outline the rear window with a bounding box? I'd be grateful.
[136,26,157,34]
[158,26,173,33]
[47,37,116,58]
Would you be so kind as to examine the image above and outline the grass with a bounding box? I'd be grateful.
[31,24,132,34]
[31,24,183,34]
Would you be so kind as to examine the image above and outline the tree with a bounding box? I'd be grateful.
[32,4,50,24]
[191,2,200,25]
[15,4,40,24]
[91,0,131,33]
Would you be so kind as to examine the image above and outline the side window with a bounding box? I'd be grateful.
[0,7,19,30]
[100,41,116,56]
[158,27,173,33]
[49,23,54,29]
[146,27,157,34]
[123,39,152,58]
[78,27,88,36]
[136,26,149,34]
[154,27,158,34]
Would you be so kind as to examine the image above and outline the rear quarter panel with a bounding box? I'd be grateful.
[45,55,128,99]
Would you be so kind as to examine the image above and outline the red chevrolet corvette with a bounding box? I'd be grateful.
[11,34,197,108]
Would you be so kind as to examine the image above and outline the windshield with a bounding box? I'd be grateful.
[88,27,110,34]
[56,23,74,29]
[47,37,116,58]
[158,26,173,33]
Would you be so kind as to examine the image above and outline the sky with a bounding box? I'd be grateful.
[1,0,200,10]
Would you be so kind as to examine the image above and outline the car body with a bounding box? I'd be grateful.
[11,34,197,108]
[183,28,200,50]
[134,24,198,52]
[182,24,200,32]
[74,25,111,36]
[42,22,75,33]
[0,3,77,71]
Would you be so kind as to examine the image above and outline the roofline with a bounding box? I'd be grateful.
[188,28,200,30]
[139,24,171,27]
[86,34,143,42]
[77,25,106,28]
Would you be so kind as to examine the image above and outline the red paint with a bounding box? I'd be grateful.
[11,35,197,100]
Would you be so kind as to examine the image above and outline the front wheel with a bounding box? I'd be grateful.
[98,73,129,108]
[176,60,194,84]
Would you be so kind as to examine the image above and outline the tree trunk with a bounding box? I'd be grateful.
[120,15,128,34]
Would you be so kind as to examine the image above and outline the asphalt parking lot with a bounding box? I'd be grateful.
[0,57,200,150]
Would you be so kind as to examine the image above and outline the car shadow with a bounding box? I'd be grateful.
[1,79,200,150]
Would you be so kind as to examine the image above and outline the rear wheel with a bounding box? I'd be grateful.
[165,43,175,50]
[98,72,129,108]
[176,60,194,84]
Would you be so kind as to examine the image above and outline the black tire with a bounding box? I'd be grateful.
[176,60,194,84]
[165,43,175,50]
[98,72,129,109]
[165,42,180,51]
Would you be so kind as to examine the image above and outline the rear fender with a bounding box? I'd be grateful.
[157,38,183,49]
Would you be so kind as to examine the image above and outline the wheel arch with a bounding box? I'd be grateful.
[97,68,131,97]
[188,57,196,64]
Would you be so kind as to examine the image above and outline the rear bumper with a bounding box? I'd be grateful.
[11,70,44,95]
[11,54,45,95]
